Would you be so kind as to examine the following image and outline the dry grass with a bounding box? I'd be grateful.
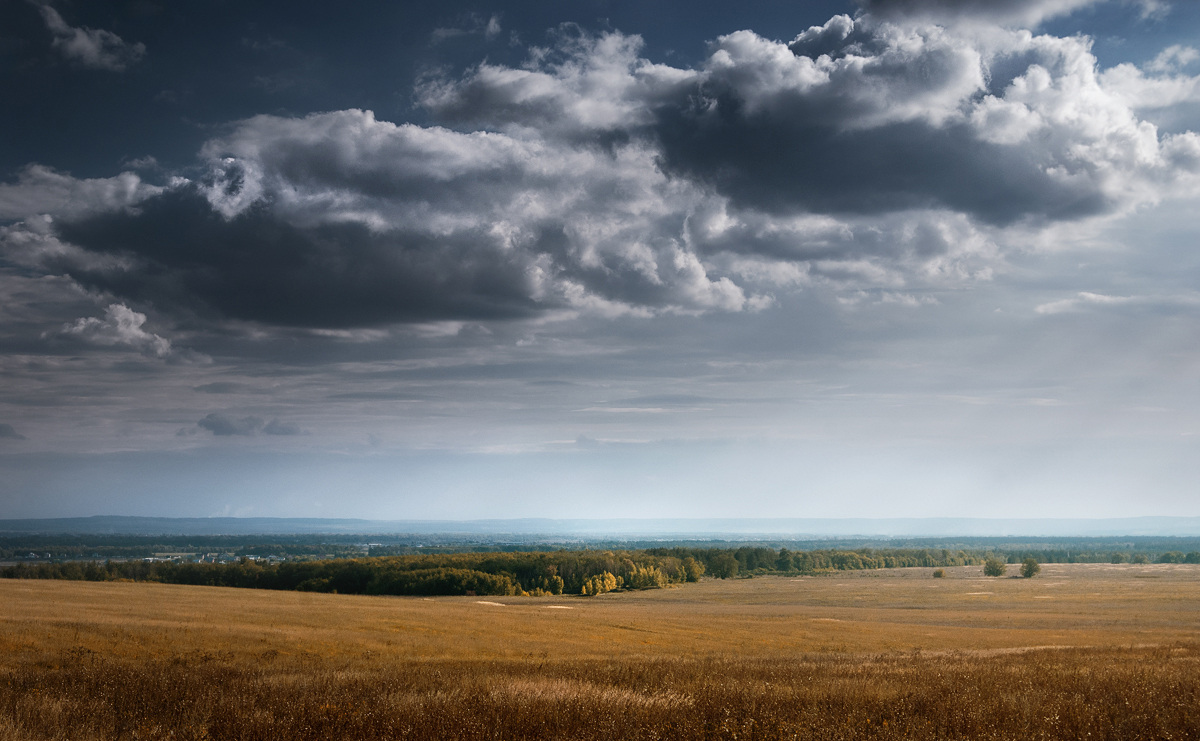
[2,563,1198,739]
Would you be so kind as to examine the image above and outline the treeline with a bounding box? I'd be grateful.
[0,551,705,597]
[1002,549,1200,565]
[0,546,984,595]
[5,546,1197,597]
[644,546,985,578]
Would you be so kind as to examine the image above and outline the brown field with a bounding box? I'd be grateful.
[2,563,1198,739]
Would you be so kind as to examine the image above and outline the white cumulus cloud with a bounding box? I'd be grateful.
[55,303,171,357]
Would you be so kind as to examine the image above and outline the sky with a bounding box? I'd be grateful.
[2,0,1200,521]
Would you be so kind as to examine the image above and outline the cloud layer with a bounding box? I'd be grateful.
[6,6,1199,332]
[3,1,1200,520]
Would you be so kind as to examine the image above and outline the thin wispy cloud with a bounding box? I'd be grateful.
[32,1,145,71]
[1035,291,1200,314]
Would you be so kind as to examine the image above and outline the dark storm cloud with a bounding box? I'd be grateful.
[0,423,27,440]
[655,111,1107,225]
[649,20,1184,226]
[37,106,756,328]
[54,187,541,327]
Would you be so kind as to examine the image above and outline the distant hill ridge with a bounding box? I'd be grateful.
[1,516,1199,537]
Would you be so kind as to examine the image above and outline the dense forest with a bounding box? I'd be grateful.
[4,542,1198,597]
[1,546,990,596]
[1,550,701,596]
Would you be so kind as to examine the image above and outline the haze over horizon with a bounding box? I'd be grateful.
[3,0,1200,521]
[6,514,1200,539]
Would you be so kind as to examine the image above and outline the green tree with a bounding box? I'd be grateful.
[709,553,739,579]
[1020,558,1040,578]
[775,548,794,572]
[983,557,1007,577]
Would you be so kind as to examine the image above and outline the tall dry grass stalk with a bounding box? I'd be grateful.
[2,646,1197,740]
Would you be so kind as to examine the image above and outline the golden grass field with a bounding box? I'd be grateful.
[2,563,1198,739]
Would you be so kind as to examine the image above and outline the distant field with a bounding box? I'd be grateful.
[2,563,1198,739]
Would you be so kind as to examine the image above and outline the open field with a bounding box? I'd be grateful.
[2,563,1198,739]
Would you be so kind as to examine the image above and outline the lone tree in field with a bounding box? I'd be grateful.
[1020,558,1040,578]
[983,557,1007,577]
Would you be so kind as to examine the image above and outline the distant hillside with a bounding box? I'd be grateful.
[1,515,1199,537]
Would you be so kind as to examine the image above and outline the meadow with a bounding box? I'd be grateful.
[1,563,1197,739]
